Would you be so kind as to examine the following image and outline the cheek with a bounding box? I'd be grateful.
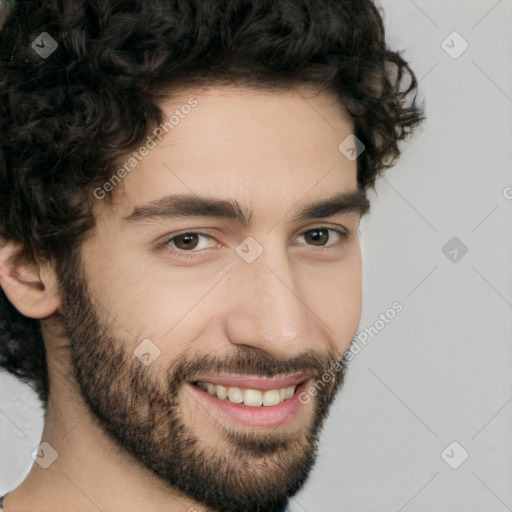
[316,253,363,346]
[117,271,217,364]
[79,248,204,364]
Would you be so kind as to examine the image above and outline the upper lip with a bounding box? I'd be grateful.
[191,373,310,390]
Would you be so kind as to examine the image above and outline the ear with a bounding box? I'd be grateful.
[0,239,61,319]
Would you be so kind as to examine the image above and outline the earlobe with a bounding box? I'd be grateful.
[0,241,61,319]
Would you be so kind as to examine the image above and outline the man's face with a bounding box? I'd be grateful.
[57,86,366,511]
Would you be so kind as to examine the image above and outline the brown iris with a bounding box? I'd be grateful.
[303,229,330,246]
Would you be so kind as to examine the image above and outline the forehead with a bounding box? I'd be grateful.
[104,85,358,219]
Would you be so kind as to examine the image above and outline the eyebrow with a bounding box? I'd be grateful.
[122,189,370,227]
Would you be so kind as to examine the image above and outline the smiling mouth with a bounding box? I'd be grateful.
[188,374,311,428]
[192,381,298,407]
[189,373,309,407]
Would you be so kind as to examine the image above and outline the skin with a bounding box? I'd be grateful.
[0,86,366,512]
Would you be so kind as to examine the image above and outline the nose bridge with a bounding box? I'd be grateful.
[257,263,301,340]
[226,240,312,353]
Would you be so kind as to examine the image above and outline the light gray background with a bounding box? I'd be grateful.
[1,0,511,510]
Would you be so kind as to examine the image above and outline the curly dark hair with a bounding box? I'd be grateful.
[0,0,424,406]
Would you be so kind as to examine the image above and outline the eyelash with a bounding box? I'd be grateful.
[159,227,349,261]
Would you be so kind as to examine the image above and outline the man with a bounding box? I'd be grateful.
[0,0,424,511]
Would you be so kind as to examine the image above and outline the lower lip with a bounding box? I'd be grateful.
[187,381,310,428]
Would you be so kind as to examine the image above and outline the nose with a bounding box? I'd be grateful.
[223,240,322,358]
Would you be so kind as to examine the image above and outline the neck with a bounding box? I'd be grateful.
[3,370,208,512]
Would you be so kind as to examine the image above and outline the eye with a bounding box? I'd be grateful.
[164,232,216,255]
[159,227,349,261]
[297,227,348,247]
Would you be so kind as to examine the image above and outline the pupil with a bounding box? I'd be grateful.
[176,233,198,250]
[307,229,328,245]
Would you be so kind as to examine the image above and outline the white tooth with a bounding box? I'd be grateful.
[243,389,263,407]
[283,386,295,400]
[279,388,285,401]
[206,383,216,396]
[262,389,281,406]
[228,386,244,404]
[215,384,228,400]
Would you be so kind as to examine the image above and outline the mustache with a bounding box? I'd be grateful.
[165,345,345,391]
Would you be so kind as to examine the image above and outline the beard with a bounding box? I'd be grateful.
[55,247,348,512]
